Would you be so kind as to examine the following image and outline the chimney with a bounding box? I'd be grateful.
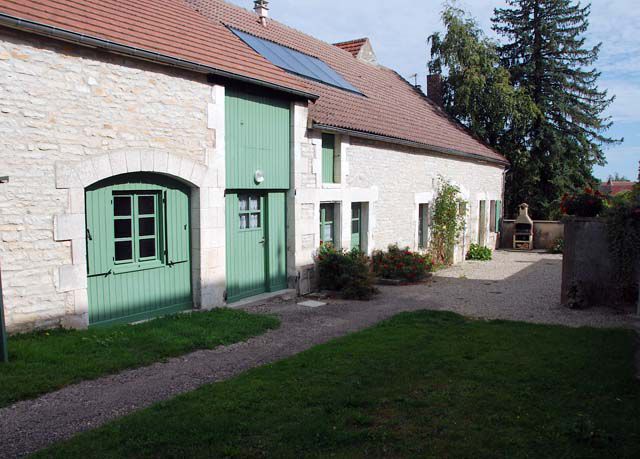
[427,74,444,107]
[254,0,269,26]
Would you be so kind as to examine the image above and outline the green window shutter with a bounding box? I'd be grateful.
[165,188,190,264]
[86,187,113,276]
[495,200,502,232]
[322,133,336,184]
[418,204,429,249]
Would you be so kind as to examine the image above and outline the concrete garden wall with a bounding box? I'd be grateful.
[560,217,638,309]
[500,220,564,250]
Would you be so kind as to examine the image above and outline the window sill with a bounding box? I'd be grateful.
[113,260,164,275]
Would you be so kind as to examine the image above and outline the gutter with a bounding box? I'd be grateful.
[312,123,510,167]
[0,13,319,101]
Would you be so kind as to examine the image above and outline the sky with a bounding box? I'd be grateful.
[226,0,639,181]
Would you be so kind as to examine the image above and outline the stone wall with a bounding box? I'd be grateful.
[346,137,505,262]
[0,30,225,332]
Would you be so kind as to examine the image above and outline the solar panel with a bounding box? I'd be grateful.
[230,28,363,95]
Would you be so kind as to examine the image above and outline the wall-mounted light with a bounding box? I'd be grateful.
[254,170,265,185]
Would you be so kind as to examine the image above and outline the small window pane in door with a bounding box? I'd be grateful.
[240,214,249,230]
[139,238,156,259]
[239,196,249,211]
[139,217,155,236]
[249,213,260,229]
[115,240,133,261]
[114,219,132,239]
[138,195,155,215]
[114,196,132,216]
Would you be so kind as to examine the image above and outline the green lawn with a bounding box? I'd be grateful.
[0,309,279,408]
[36,311,640,458]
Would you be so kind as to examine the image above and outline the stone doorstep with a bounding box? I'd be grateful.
[226,289,297,309]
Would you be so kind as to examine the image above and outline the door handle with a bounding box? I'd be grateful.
[259,238,266,244]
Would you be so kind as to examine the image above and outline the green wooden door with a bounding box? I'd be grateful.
[351,203,362,250]
[226,192,287,303]
[86,173,192,326]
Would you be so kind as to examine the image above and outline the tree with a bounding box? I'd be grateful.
[428,5,538,216]
[608,173,630,182]
[493,0,621,218]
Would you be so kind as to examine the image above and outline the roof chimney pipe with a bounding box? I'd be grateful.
[254,0,269,27]
[427,74,444,107]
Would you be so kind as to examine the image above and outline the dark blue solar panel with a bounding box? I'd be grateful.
[230,28,362,95]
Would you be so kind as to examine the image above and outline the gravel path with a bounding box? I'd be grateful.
[0,251,636,457]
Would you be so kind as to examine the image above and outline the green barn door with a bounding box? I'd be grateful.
[86,173,192,326]
[226,192,287,303]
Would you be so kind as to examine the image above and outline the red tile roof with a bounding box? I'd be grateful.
[333,38,368,58]
[185,0,506,164]
[599,180,636,195]
[0,0,314,96]
[0,0,507,164]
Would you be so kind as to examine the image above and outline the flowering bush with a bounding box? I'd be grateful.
[560,187,605,217]
[371,244,434,282]
[550,237,564,254]
[316,243,378,300]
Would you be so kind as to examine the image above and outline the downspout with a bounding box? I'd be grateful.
[500,167,510,249]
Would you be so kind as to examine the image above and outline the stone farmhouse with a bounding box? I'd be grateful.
[0,0,508,331]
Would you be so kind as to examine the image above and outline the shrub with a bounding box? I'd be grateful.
[603,185,640,303]
[466,243,492,261]
[316,244,378,300]
[560,187,605,217]
[371,244,434,282]
[550,237,564,254]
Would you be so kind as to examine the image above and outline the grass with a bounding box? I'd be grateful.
[0,309,279,408]
[36,310,640,458]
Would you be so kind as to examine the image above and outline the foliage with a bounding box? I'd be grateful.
[371,244,434,282]
[316,244,378,300]
[560,187,606,217]
[429,177,467,265]
[0,309,279,408]
[38,311,640,459]
[550,237,564,254]
[429,1,620,219]
[493,0,621,219]
[603,185,640,302]
[466,243,492,261]
[608,173,630,182]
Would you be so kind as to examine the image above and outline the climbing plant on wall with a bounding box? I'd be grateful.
[430,177,467,266]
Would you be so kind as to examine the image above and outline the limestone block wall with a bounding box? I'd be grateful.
[0,30,226,332]
[346,137,505,263]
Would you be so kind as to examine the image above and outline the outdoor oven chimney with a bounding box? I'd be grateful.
[254,0,269,27]
[427,74,444,107]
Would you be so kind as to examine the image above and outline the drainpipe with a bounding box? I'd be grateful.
[500,167,510,247]
[0,175,8,363]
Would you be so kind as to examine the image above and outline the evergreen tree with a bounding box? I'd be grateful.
[428,6,538,216]
[493,0,620,217]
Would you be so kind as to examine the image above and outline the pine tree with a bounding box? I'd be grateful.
[493,0,620,218]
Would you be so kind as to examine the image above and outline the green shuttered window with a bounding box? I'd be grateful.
[351,203,362,250]
[322,133,336,184]
[418,203,430,249]
[113,193,161,267]
[320,203,335,245]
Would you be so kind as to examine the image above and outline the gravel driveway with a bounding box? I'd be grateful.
[0,250,636,457]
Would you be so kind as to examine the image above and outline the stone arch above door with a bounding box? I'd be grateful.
[52,150,226,328]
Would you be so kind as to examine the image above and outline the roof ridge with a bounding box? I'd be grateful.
[183,0,365,60]
[333,37,369,46]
